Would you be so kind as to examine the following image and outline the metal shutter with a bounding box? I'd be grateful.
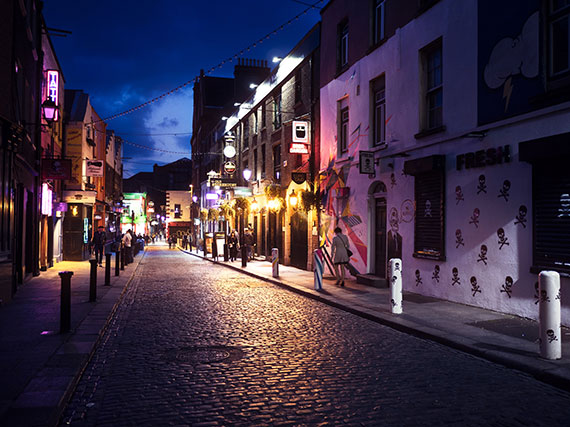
[414,170,445,260]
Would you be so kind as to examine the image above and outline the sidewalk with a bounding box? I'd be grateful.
[0,247,146,427]
[181,246,570,391]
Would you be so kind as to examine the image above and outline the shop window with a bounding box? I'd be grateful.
[174,204,181,219]
[532,162,570,274]
[404,155,445,260]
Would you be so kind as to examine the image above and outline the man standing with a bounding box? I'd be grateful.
[92,225,107,267]
[123,229,133,265]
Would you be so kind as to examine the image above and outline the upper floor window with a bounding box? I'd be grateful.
[338,20,349,70]
[421,39,443,131]
[372,0,385,45]
[295,69,303,104]
[244,119,250,148]
[273,94,282,130]
[338,98,349,154]
[254,109,259,134]
[261,103,267,128]
[549,1,570,77]
[371,76,386,148]
[273,144,281,182]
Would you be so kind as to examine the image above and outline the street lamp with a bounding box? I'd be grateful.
[41,98,58,124]
[251,197,259,213]
[242,168,252,181]
[289,189,298,208]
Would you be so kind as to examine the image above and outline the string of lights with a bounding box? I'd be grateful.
[94,0,324,124]
[122,138,224,158]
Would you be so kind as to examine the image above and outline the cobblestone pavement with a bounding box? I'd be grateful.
[60,246,570,426]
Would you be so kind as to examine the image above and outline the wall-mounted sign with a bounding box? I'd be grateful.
[223,145,236,158]
[290,143,310,154]
[41,183,53,216]
[63,190,97,204]
[292,121,309,143]
[234,187,253,197]
[359,151,375,174]
[46,70,59,121]
[456,145,510,170]
[210,178,237,188]
[41,158,72,180]
[224,161,236,174]
[291,172,307,184]
[85,159,104,177]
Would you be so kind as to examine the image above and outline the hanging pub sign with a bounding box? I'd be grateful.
[359,151,375,174]
[85,159,104,177]
[224,161,236,174]
[41,158,72,180]
[291,172,307,184]
[290,120,310,154]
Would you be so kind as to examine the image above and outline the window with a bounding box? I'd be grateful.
[254,109,259,134]
[273,144,281,182]
[295,69,302,104]
[338,20,349,70]
[549,1,570,77]
[338,98,349,154]
[261,103,267,128]
[420,39,443,131]
[372,0,385,45]
[273,94,282,130]
[371,76,386,147]
[243,120,249,149]
[404,155,445,260]
[532,162,570,274]
[261,144,266,178]
[174,204,181,219]
[253,148,258,181]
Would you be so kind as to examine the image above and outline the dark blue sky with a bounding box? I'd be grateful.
[43,0,323,177]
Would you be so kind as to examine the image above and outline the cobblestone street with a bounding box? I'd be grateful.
[60,246,570,426]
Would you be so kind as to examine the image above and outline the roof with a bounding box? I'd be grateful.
[64,89,89,122]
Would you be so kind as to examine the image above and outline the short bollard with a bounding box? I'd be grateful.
[59,271,73,333]
[105,252,112,286]
[120,246,125,270]
[539,271,562,360]
[389,258,403,314]
[89,259,98,302]
[313,249,323,290]
[223,243,229,262]
[272,248,279,278]
[115,249,120,276]
[241,245,247,267]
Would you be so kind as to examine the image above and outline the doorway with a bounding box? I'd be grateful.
[374,198,387,278]
[290,210,308,269]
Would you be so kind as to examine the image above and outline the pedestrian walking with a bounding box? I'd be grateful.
[182,234,188,250]
[122,229,133,265]
[91,225,106,267]
[243,228,254,261]
[228,230,238,261]
[331,226,350,287]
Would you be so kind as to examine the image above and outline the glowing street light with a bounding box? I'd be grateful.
[289,189,298,208]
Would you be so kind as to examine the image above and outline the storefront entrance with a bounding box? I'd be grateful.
[290,210,308,269]
[374,198,387,278]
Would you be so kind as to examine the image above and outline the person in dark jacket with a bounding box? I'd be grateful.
[228,230,239,261]
[92,225,106,267]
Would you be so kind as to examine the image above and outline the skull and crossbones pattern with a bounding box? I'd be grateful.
[415,269,423,286]
[500,276,514,298]
[432,265,440,283]
[477,174,487,195]
[455,229,465,248]
[541,289,550,303]
[390,298,397,308]
[514,205,527,228]
[470,276,481,297]
[451,267,461,286]
[455,185,464,205]
[546,329,559,343]
[497,228,509,250]
[558,193,570,218]
[556,290,561,301]
[469,208,480,228]
[393,260,401,272]
[497,179,511,202]
[425,200,432,217]
[477,244,488,265]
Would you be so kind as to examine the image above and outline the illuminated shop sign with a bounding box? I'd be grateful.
[41,183,53,216]
[47,70,59,120]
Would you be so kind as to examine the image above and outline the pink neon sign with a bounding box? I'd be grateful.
[41,183,53,216]
[46,70,59,121]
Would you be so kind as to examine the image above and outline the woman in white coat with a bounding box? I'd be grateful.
[331,226,350,286]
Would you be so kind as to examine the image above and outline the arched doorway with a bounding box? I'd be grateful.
[368,181,387,278]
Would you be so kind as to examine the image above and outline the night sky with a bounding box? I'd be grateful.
[43,0,323,177]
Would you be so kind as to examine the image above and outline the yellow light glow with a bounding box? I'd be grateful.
[289,190,298,207]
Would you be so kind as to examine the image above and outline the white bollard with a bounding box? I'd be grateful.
[314,249,323,291]
[272,248,279,278]
[389,258,403,314]
[538,271,561,360]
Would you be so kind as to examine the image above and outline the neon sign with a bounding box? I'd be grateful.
[47,70,59,120]
[41,183,53,216]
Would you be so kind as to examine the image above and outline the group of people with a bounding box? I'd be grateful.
[90,227,147,267]
[227,227,255,262]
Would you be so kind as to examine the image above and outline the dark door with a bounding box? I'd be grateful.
[290,211,308,269]
[253,216,258,257]
[261,214,266,256]
[374,198,387,278]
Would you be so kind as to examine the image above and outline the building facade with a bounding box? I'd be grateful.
[319,0,570,324]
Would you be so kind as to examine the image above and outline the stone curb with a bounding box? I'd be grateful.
[180,247,570,392]
[48,250,147,427]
